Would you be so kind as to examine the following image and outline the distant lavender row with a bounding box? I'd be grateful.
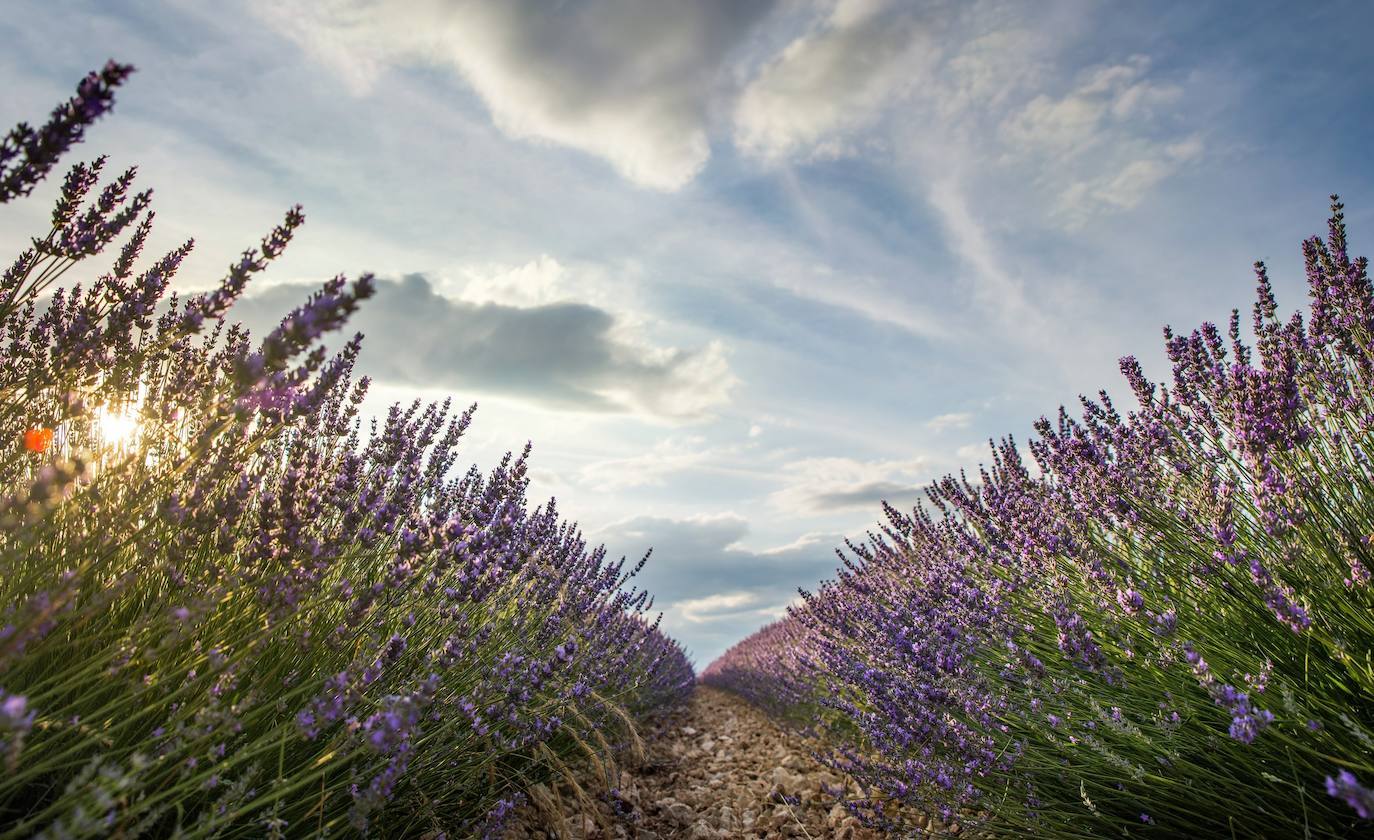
[704,200,1374,836]
[0,65,693,838]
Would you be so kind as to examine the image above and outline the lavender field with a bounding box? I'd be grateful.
[0,65,692,838]
[4,5,1374,839]
[704,205,1374,835]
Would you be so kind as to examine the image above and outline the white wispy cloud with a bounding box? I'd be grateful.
[955,442,991,463]
[925,411,974,433]
[999,55,1181,159]
[673,591,760,624]
[770,454,933,513]
[733,0,931,162]
[927,174,1046,333]
[1055,134,1204,223]
[994,54,1202,227]
[578,436,717,490]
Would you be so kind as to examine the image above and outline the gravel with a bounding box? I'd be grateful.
[503,687,933,839]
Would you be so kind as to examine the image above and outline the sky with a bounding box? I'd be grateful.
[3,0,1372,665]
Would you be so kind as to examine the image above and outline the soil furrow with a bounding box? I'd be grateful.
[505,687,955,839]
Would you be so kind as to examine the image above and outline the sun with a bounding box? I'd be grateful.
[95,405,141,449]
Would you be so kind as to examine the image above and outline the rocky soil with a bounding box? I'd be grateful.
[504,687,959,839]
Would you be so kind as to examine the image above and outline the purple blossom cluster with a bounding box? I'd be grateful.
[0,689,33,772]
[0,65,693,838]
[0,60,133,204]
[706,200,1374,837]
[1326,770,1374,820]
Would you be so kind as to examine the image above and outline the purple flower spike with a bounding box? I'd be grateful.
[0,61,134,203]
[699,199,1374,836]
[1326,770,1374,820]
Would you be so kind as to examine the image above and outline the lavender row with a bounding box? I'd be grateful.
[704,201,1374,836]
[0,64,693,838]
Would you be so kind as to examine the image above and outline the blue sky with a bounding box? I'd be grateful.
[3,0,1371,665]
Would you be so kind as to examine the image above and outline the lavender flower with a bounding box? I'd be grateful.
[0,62,694,838]
[704,197,1374,837]
[1325,770,1374,819]
[0,61,134,203]
[0,689,34,771]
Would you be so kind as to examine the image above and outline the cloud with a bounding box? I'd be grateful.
[254,0,779,190]
[925,411,973,433]
[670,589,800,628]
[955,442,991,463]
[926,175,1048,339]
[230,273,734,419]
[575,431,794,492]
[804,480,924,510]
[912,46,1196,374]
[940,27,1051,117]
[1000,55,1181,159]
[769,455,933,513]
[598,513,841,605]
[1055,134,1204,221]
[593,513,844,663]
[450,254,570,308]
[675,591,762,624]
[994,54,1202,227]
[733,0,931,162]
[578,436,717,490]
[769,264,957,341]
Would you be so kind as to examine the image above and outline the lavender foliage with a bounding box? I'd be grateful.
[706,201,1374,837]
[0,65,693,838]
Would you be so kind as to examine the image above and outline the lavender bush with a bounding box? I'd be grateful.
[0,65,693,838]
[705,201,1374,836]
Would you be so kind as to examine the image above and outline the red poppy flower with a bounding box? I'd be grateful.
[23,427,53,453]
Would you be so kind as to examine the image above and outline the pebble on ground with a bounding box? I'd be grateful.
[504,686,956,839]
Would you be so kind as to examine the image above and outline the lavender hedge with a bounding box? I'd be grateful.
[0,64,693,838]
[704,200,1374,836]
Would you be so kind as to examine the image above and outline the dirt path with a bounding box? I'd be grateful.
[504,687,942,839]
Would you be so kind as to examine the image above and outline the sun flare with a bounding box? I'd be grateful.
[95,405,141,448]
